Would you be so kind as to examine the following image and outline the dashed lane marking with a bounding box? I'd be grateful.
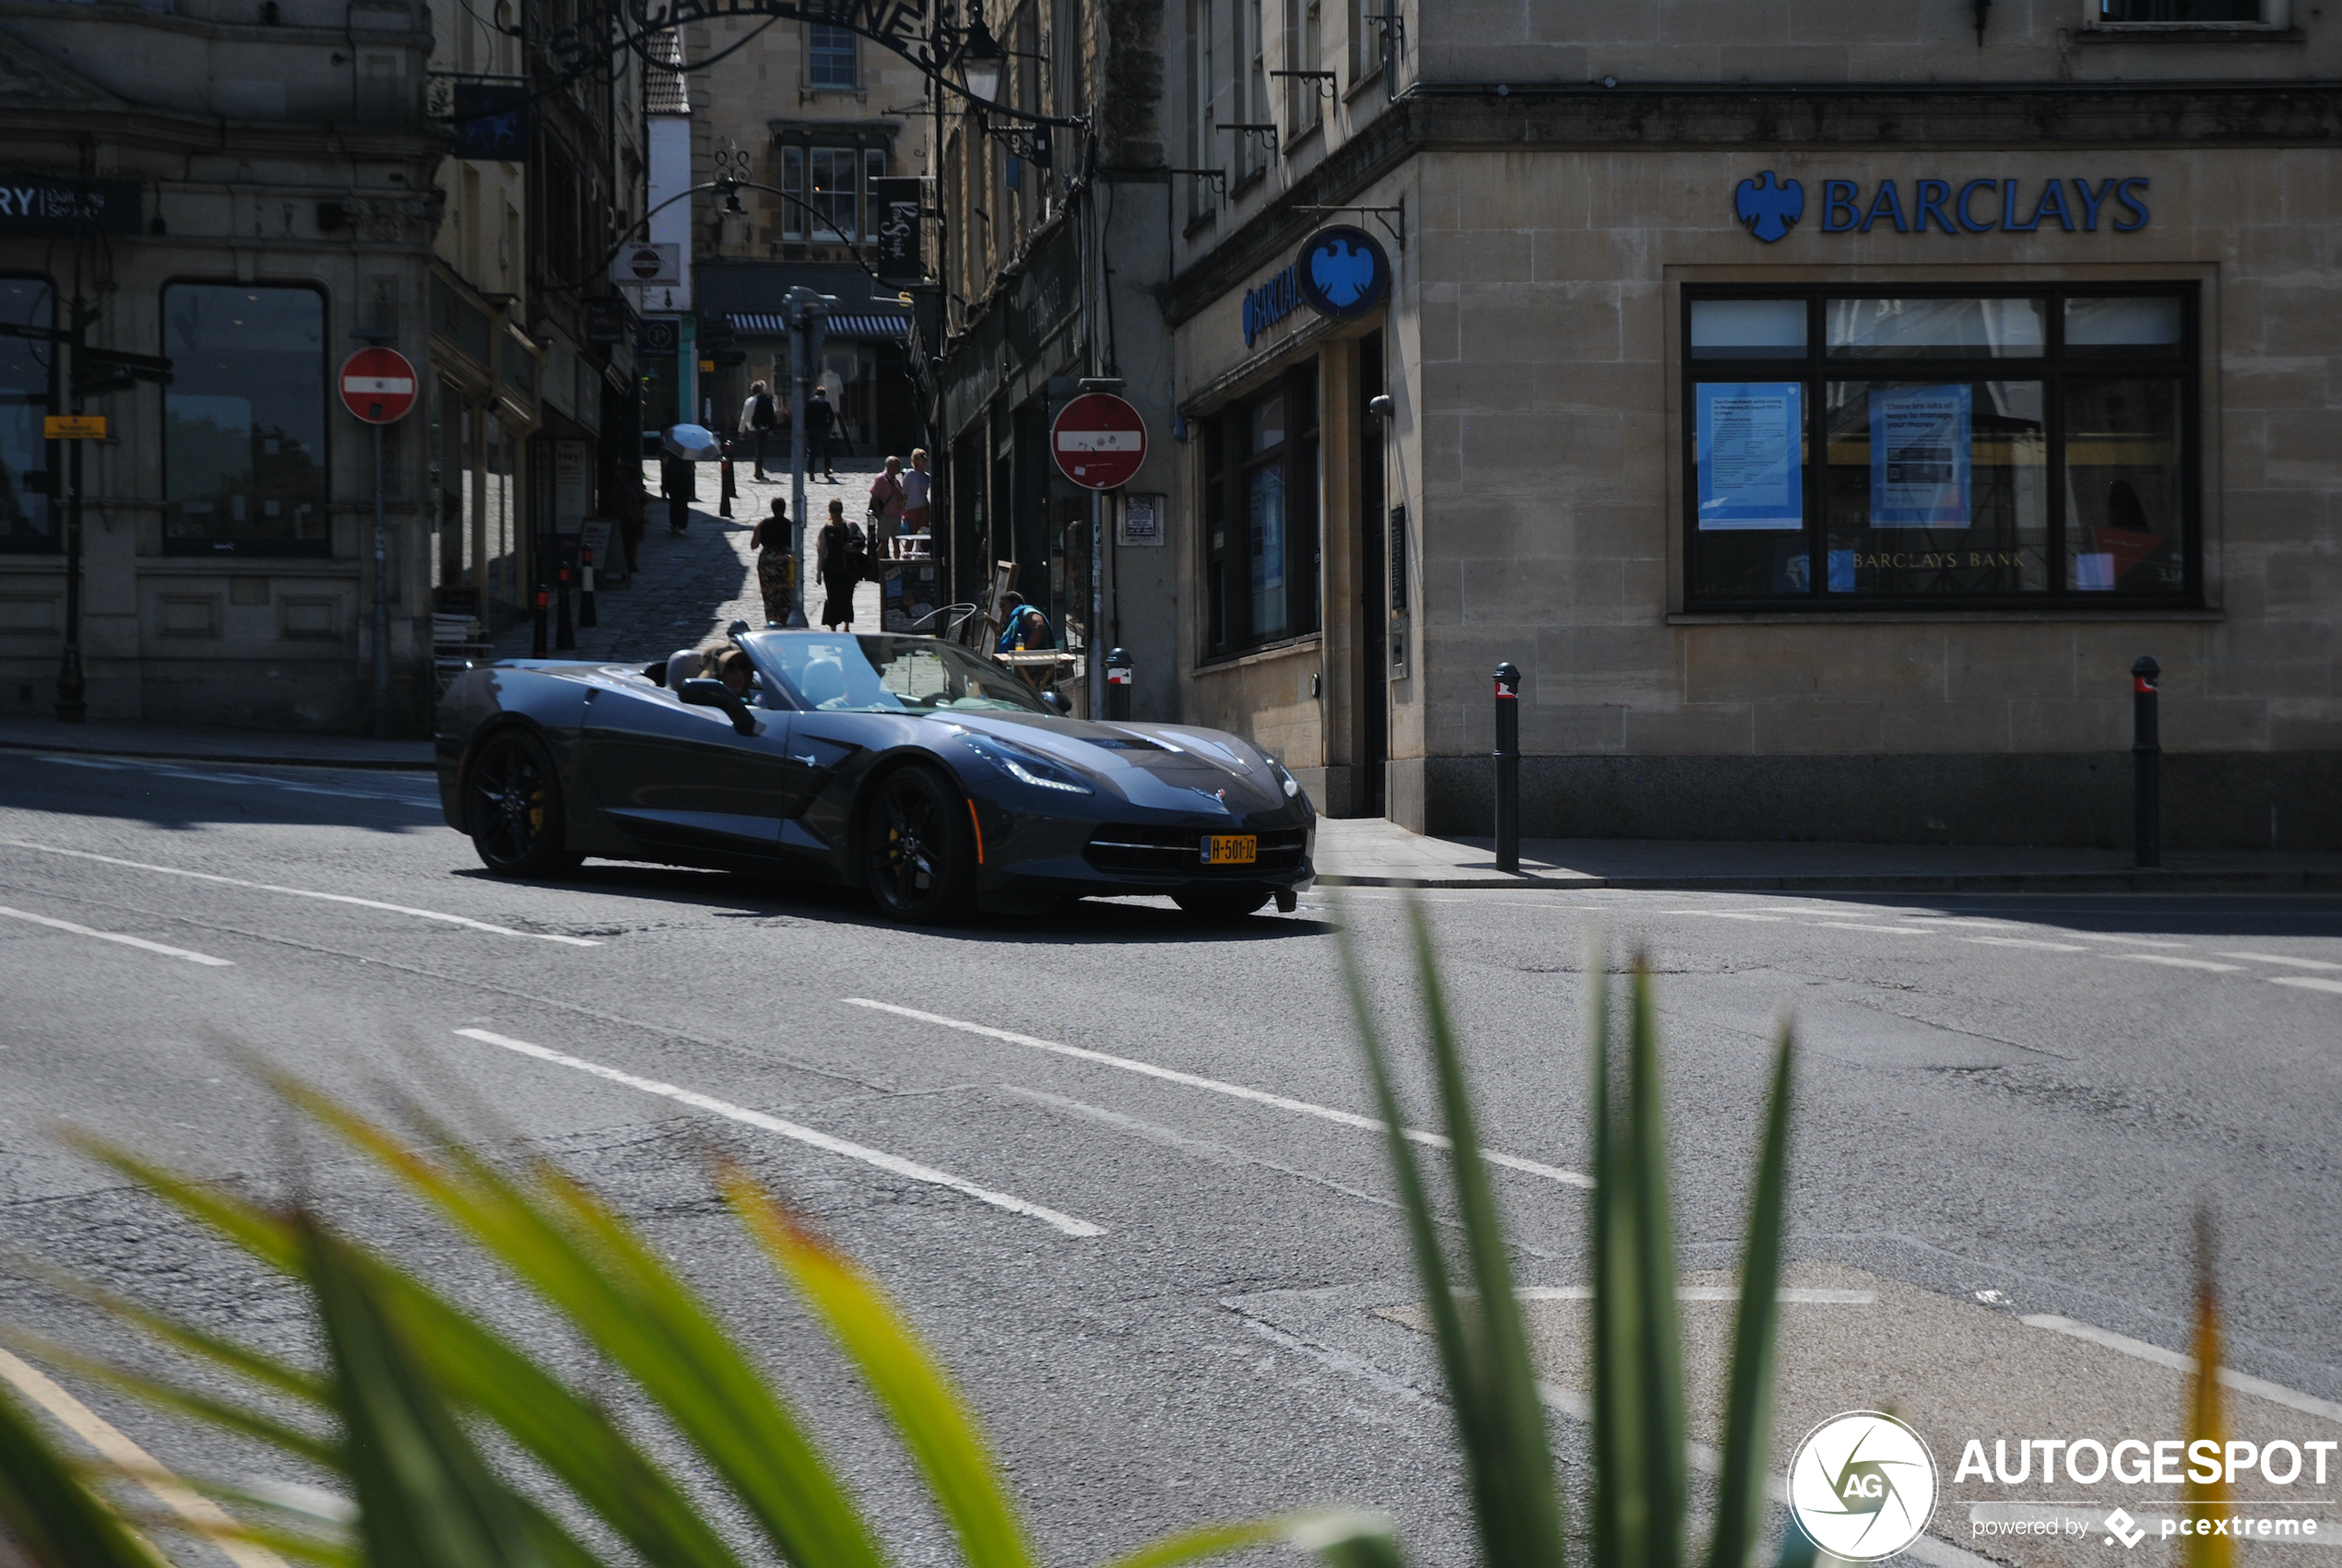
[0,838,598,945]
[0,1346,288,1568]
[0,902,232,965]
[2268,975,2342,996]
[2020,1315,2342,1427]
[843,997,1595,1190]
[1961,936,2090,953]
[1809,921,1938,936]
[454,1029,1105,1237]
[2221,951,2342,971]
[2111,952,2245,973]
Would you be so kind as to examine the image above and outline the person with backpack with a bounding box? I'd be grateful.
[805,384,837,482]
[738,379,780,479]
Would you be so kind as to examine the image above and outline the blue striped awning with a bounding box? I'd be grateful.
[726,312,908,340]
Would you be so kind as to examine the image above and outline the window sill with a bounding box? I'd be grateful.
[1193,632,1321,675]
[1668,607,2222,625]
[1343,67,1384,106]
[1183,208,1219,241]
[2074,24,2302,41]
[1283,117,1325,159]
[1231,168,1267,200]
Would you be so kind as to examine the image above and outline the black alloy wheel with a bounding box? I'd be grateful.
[863,767,976,925]
[1172,888,1272,922]
[467,729,580,878]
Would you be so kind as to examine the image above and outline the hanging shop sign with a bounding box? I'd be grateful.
[1244,223,1395,348]
[870,175,926,286]
[1733,171,2152,243]
[451,85,529,161]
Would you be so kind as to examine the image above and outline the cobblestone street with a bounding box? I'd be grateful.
[491,456,893,666]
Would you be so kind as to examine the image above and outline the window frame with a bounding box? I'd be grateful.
[1679,281,2200,613]
[0,274,56,556]
[160,279,332,560]
[807,22,858,88]
[1201,360,1321,661]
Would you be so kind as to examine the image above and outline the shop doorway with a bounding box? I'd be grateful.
[1355,331,1389,817]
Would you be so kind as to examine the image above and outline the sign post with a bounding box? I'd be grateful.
[1051,393,1146,718]
[340,346,418,738]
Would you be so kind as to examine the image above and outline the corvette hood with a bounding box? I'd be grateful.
[929,713,1299,815]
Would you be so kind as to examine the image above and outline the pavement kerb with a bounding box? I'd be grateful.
[1316,870,2342,893]
[0,736,434,772]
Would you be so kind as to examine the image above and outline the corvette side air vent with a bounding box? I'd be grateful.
[1084,824,1308,876]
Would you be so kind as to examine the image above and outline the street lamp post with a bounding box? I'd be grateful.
[785,286,833,629]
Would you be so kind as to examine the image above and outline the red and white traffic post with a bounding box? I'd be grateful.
[1051,391,1148,715]
[340,347,417,738]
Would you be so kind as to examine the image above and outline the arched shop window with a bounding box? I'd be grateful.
[0,277,53,554]
[1684,285,2195,607]
[162,284,328,556]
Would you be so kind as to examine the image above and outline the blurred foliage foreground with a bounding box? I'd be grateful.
[3,911,1817,1568]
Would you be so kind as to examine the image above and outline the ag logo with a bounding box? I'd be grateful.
[1786,1410,1937,1561]
[1734,171,1804,242]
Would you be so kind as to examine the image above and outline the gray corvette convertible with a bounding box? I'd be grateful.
[435,629,1314,924]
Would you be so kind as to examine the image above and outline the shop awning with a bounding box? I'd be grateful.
[725,312,909,340]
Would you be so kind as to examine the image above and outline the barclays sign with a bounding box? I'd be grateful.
[1734,171,2153,242]
[1243,223,1393,347]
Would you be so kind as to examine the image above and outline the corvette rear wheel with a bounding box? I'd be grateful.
[468,729,580,878]
[1172,888,1272,922]
[864,767,976,925]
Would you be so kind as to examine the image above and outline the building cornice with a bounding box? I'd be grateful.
[1160,78,2342,326]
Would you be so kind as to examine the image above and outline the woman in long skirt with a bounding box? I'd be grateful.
[750,499,793,626]
[815,499,862,631]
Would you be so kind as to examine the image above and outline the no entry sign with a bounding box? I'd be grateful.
[339,346,417,424]
[1051,393,1147,490]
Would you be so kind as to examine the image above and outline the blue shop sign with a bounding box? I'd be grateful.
[1733,171,2152,243]
[1243,223,1392,346]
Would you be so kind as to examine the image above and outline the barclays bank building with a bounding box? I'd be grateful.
[1155,0,2342,850]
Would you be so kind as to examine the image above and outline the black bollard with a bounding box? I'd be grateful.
[554,560,575,651]
[1494,661,1521,875]
[2133,655,2161,868]
[530,582,550,658]
[1106,646,1133,721]
[579,545,598,628]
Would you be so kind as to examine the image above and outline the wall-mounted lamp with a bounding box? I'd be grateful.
[1172,413,1189,442]
[1368,395,1395,419]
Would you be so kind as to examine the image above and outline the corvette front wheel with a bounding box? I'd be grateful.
[863,767,976,925]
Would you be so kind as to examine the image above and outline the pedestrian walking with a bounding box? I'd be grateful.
[739,379,780,479]
[901,448,932,546]
[661,454,692,533]
[805,384,836,480]
[868,455,907,560]
[815,498,863,631]
[751,497,794,626]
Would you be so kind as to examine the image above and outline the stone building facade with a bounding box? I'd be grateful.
[1153,0,2342,848]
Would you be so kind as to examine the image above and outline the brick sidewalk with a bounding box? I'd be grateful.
[492,457,888,666]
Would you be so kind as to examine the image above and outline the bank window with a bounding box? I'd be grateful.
[162,284,328,556]
[0,277,53,554]
[1684,286,2194,608]
[1202,363,1319,658]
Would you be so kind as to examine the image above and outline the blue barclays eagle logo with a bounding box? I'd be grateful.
[1734,171,1804,242]
[1307,238,1380,309]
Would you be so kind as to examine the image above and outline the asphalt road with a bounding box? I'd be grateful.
[3,748,2338,1568]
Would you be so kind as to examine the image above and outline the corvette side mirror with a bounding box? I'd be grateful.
[1043,690,1070,714]
[680,678,759,735]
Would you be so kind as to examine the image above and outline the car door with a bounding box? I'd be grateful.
[573,668,805,857]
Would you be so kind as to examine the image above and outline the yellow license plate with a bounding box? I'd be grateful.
[1202,834,1258,866]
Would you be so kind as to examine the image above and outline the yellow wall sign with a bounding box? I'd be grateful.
[698,359,716,372]
[43,415,106,440]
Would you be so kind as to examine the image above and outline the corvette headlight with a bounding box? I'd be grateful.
[962,735,1093,795]
[1271,757,1301,797]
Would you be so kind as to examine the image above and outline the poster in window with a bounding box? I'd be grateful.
[1695,382,1802,530]
[1868,385,1970,528]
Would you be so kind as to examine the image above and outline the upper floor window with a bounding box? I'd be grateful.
[809,24,857,88]
[162,284,328,556]
[2097,0,2286,19]
[1683,286,2196,610]
[779,142,886,242]
[0,277,53,555]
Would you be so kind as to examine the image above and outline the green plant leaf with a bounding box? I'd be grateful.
[1096,1509,1404,1568]
[25,1265,326,1409]
[723,1168,1034,1568]
[0,1372,164,1568]
[1705,1024,1796,1568]
[303,1213,576,1568]
[1402,901,1564,1568]
[0,1326,338,1471]
[279,1083,888,1568]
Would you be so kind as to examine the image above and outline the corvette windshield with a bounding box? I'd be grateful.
[759,633,1052,715]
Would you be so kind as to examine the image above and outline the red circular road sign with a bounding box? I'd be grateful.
[1050,392,1148,490]
[339,346,418,424]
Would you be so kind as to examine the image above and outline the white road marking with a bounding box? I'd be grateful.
[0,1346,289,1568]
[843,997,1594,1189]
[2061,933,2194,949]
[2221,951,2342,971]
[2111,952,2243,973]
[0,903,233,965]
[1914,916,2028,928]
[1656,910,1786,921]
[454,1029,1104,1237]
[2269,976,2342,996]
[0,837,597,945]
[2020,1315,2342,1427]
[1963,936,2089,953]
[1810,921,1936,936]
[1516,1285,1875,1303]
